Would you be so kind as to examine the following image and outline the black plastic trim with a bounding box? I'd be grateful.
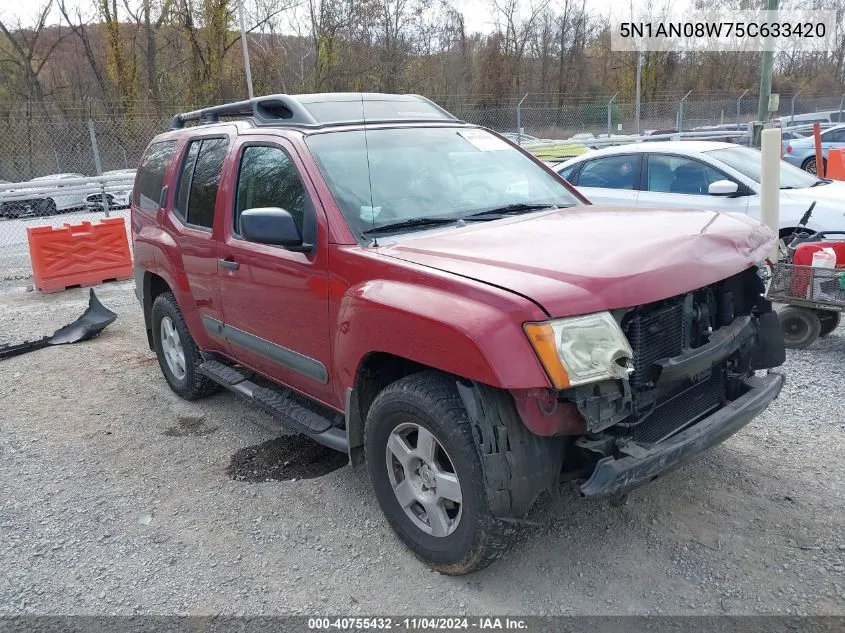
[170,93,458,130]
[580,372,784,499]
[655,315,754,384]
[201,315,328,384]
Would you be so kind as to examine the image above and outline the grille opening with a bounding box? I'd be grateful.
[616,270,755,446]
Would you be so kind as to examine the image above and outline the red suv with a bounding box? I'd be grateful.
[132,93,785,574]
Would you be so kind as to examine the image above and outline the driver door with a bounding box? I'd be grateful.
[216,138,334,405]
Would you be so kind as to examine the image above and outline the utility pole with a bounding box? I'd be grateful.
[238,0,255,99]
[756,0,778,124]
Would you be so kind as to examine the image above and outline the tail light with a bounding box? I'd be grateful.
[786,144,792,153]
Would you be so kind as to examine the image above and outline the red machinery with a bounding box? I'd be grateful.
[767,204,845,348]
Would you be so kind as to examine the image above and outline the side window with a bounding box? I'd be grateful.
[830,129,845,143]
[234,145,310,236]
[174,137,228,229]
[174,141,200,219]
[557,163,579,183]
[134,140,177,210]
[578,155,638,190]
[648,155,728,195]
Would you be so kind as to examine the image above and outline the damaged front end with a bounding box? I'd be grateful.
[525,265,786,500]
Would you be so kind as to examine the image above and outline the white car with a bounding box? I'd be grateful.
[554,141,845,236]
[28,173,89,212]
[85,168,136,211]
[0,173,88,218]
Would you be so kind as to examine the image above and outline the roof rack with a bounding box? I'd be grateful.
[169,93,459,130]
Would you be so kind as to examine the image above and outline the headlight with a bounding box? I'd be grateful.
[524,311,634,389]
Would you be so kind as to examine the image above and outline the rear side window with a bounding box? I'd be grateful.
[175,142,200,218]
[174,137,228,229]
[578,155,639,190]
[135,140,177,210]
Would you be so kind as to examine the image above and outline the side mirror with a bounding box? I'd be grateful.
[708,180,739,196]
[158,185,168,208]
[240,207,312,252]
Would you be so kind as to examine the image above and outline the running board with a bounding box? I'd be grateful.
[199,359,348,453]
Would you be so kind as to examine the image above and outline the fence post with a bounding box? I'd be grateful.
[634,51,642,134]
[839,93,845,124]
[87,119,103,176]
[100,178,111,218]
[607,92,618,138]
[516,93,528,145]
[737,89,750,128]
[790,88,803,125]
[678,91,692,133]
[26,98,33,179]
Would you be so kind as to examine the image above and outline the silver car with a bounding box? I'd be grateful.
[783,124,845,174]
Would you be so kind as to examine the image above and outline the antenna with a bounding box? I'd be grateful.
[360,92,378,247]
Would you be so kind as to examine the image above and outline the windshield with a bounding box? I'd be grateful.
[305,127,580,236]
[705,146,820,189]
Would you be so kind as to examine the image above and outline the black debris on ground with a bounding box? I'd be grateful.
[226,434,348,482]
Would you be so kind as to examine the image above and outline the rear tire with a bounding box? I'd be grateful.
[365,371,516,575]
[151,292,219,400]
[778,306,822,349]
[36,198,57,216]
[801,156,827,176]
[818,310,841,338]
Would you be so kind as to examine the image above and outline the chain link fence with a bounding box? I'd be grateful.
[1,93,843,283]
[0,116,164,284]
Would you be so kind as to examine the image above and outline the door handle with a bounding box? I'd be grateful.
[218,258,239,271]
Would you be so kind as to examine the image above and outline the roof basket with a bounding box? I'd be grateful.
[169,93,458,130]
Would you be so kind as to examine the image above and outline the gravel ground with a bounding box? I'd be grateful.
[0,280,843,616]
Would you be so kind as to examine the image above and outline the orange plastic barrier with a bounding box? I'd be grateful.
[826,148,845,181]
[26,219,132,293]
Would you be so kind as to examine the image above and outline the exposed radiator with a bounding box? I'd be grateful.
[623,301,685,388]
[631,371,726,445]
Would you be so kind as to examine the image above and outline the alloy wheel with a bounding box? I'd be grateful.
[385,422,463,537]
[160,316,187,380]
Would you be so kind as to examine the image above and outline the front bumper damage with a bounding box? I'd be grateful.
[579,371,785,499]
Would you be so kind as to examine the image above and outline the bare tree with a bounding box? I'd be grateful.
[489,0,550,95]
[122,0,177,115]
[0,1,71,114]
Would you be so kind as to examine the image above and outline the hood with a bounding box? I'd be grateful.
[380,206,775,318]
[782,182,845,231]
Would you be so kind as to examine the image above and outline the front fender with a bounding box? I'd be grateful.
[334,280,552,398]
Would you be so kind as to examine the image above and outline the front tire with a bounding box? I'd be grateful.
[151,292,219,400]
[365,372,516,575]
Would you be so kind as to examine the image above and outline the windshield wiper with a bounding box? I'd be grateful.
[361,216,457,235]
[810,178,832,187]
[462,202,562,220]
